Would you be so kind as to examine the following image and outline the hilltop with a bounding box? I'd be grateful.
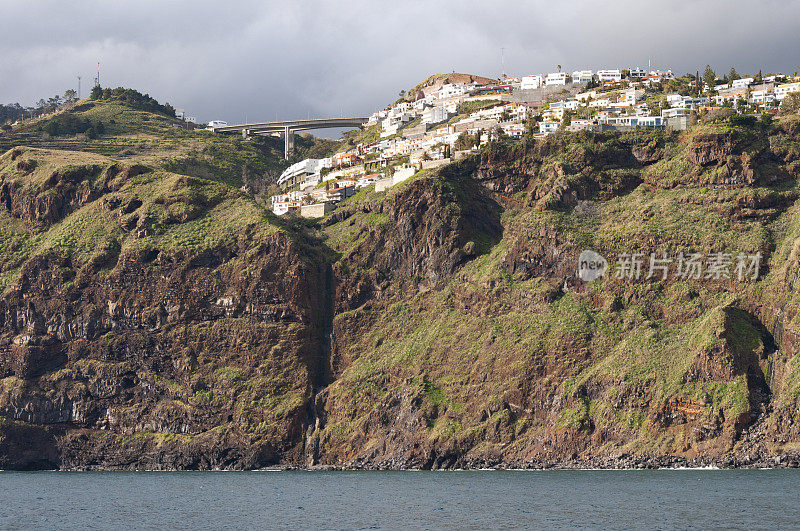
[1,83,800,470]
[0,90,339,193]
[400,72,498,101]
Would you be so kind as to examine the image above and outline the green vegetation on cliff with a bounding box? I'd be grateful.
[1,91,800,470]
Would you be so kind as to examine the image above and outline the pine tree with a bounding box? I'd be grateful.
[703,65,716,93]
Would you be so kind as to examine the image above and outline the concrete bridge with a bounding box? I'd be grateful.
[210,117,369,159]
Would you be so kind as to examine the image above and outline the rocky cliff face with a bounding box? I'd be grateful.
[312,119,800,469]
[3,116,800,470]
[0,148,330,469]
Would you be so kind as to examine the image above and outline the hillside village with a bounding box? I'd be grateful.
[271,66,800,218]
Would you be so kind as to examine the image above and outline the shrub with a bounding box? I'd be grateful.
[780,93,800,115]
[701,108,735,123]
[729,114,757,128]
[91,86,175,117]
[38,113,105,138]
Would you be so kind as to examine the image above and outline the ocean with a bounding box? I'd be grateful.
[1,469,799,529]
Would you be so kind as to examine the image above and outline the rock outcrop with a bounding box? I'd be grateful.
[3,116,800,470]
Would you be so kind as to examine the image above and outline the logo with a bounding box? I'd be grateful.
[577,250,608,281]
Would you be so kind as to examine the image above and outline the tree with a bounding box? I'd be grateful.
[63,89,78,103]
[754,69,763,84]
[703,65,716,93]
[90,85,103,100]
[780,93,800,115]
[559,110,574,130]
[729,67,739,82]
[454,132,476,151]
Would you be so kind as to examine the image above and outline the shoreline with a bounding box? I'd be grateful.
[21,453,799,472]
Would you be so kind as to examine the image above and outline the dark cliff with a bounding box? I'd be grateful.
[3,111,800,470]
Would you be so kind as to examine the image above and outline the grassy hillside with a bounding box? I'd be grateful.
[309,115,800,467]
[1,88,800,469]
[0,96,339,190]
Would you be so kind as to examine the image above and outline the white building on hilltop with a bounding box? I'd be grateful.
[277,158,331,190]
[422,106,449,125]
[545,72,569,86]
[629,68,647,79]
[597,69,622,83]
[521,75,544,90]
[572,70,593,84]
[776,82,800,101]
[436,83,470,99]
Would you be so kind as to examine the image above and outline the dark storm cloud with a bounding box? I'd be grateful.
[2,0,799,126]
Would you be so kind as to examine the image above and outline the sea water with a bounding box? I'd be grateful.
[1,469,799,529]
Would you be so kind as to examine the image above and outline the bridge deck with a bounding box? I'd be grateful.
[212,117,369,133]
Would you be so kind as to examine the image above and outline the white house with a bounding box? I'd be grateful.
[545,72,569,86]
[551,100,579,111]
[381,111,414,133]
[539,121,560,134]
[436,83,469,99]
[675,96,708,109]
[567,119,596,132]
[776,82,800,101]
[649,70,674,80]
[277,158,330,189]
[356,174,381,188]
[598,115,665,128]
[271,190,309,215]
[750,90,776,105]
[381,123,400,138]
[521,75,544,90]
[617,89,644,107]
[571,70,593,84]
[732,77,754,89]
[665,94,684,106]
[422,106,449,125]
[497,123,524,138]
[629,68,647,79]
[661,107,691,119]
[597,69,622,83]
[589,98,611,108]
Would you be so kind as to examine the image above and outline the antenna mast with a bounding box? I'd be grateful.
[95,61,100,87]
[77,76,81,99]
[501,47,506,79]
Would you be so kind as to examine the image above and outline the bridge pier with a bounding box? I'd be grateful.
[284,126,295,160]
[211,118,368,158]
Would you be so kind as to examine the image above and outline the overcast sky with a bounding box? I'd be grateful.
[2,0,800,129]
